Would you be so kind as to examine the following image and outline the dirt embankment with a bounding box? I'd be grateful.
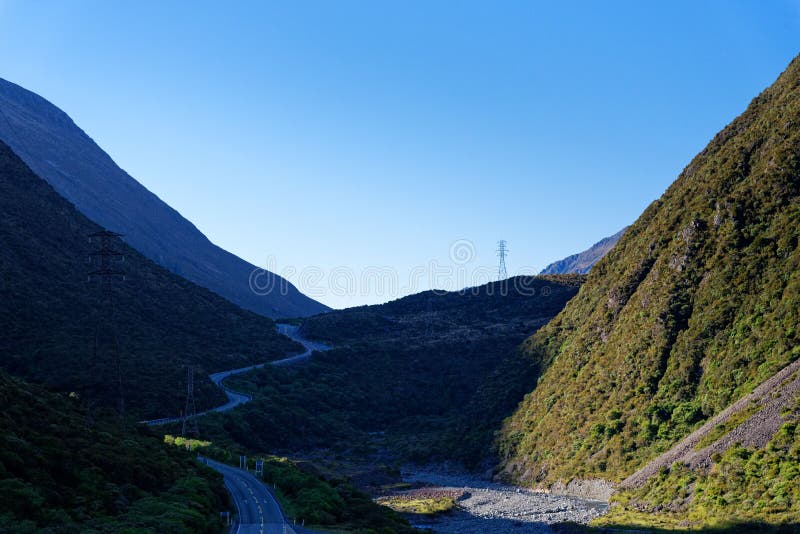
[621,358,800,489]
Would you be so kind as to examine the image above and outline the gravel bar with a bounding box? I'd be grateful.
[399,470,607,533]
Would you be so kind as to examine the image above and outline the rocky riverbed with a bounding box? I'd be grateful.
[395,470,607,533]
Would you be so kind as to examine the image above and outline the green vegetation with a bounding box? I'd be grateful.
[258,456,415,531]
[0,381,411,534]
[597,422,800,529]
[0,140,300,418]
[164,434,213,451]
[0,369,227,533]
[554,522,800,533]
[376,495,456,515]
[201,276,584,466]
[5,47,800,534]
[496,54,800,495]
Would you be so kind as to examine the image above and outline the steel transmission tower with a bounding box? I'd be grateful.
[182,365,199,437]
[497,240,509,280]
[87,230,126,425]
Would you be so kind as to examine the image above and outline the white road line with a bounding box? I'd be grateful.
[225,478,243,534]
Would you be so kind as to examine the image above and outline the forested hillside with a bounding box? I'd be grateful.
[0,369,227,533]
[0,140,300,418]
[205,276,584,465]
[496,53,800,524]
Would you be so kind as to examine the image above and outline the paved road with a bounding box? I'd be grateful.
[273,324,330,366]
[200,456,296,534]
[140,324,329,426]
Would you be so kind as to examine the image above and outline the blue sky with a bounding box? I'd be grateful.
[1,1,799,308]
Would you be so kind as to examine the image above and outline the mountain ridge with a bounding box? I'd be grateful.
[494,53,800,525]
[0,77,328,318]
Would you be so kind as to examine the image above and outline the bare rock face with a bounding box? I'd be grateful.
[0,77,328,318]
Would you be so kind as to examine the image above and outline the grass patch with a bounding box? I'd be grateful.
[377,495,457,515]
[164,434,212,450]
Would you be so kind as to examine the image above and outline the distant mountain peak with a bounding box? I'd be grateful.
[540,227,627,275]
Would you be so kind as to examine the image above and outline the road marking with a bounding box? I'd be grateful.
[224,479,243,534]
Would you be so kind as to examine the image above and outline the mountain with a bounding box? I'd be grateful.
[540,228,626,275]
[494,55,800,526]
[0,369,227,533]
[0,78,328,319]
[0,139,300,418]
[201,275,585,466]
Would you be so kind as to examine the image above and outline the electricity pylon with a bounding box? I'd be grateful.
[181,365,199,437]
[497,240,509,280]
[87,230,126,426]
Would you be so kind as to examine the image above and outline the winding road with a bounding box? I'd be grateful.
[140,324,329,426]
[143,325,328,532]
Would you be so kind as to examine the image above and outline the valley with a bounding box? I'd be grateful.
[187,54,800,532]
[183,320,610,532]
[1,9,800,534]
[151,321,610,533]
[201,275,585,465]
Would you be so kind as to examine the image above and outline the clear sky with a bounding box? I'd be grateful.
[1,1,798,308]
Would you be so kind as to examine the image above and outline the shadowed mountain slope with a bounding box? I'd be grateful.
[0,77,328,318]
[496,53,800,504]
[540,228,626,275]
[0,139,300,418]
